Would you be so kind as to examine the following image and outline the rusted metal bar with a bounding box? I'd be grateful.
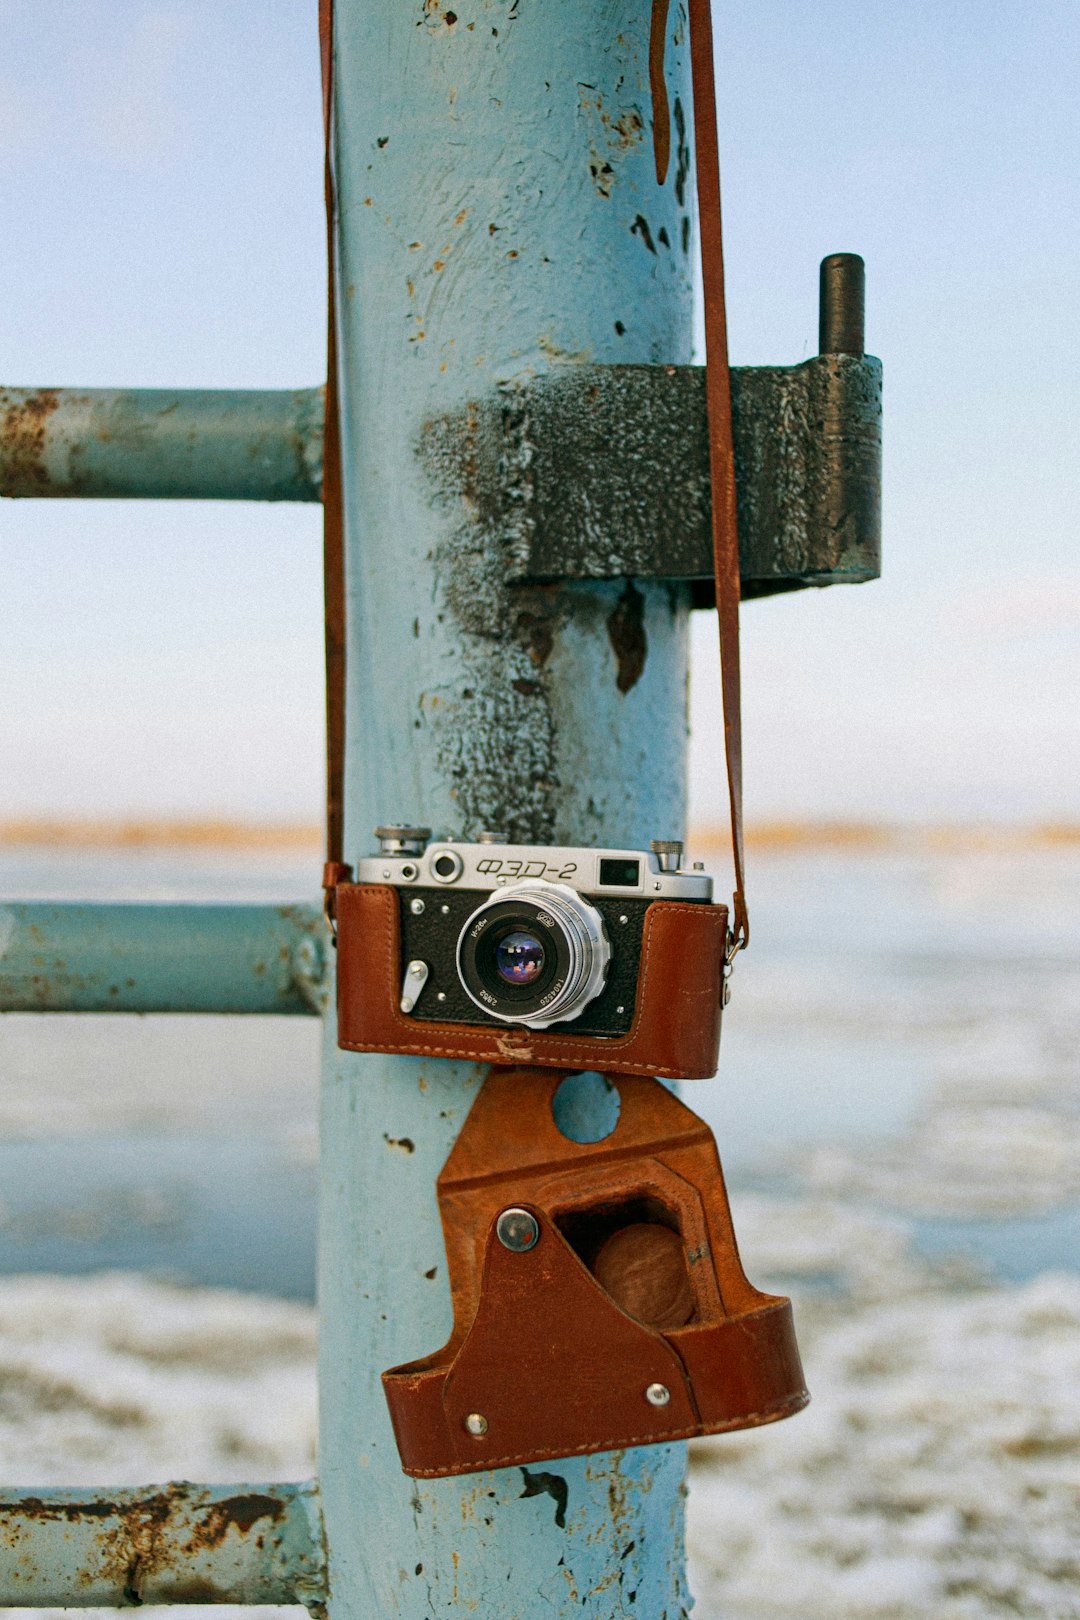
[0,387,323,501]
[0,1481,326,1609]
[0,902,325,1014]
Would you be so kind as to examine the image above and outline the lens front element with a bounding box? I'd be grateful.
[457,880,611,1029]
[495,930,546,986]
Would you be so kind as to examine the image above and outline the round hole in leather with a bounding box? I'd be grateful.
[551,1071,621,1143]
[591,1222,695,1330]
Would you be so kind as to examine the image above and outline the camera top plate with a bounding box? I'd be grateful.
[354,838,713,902]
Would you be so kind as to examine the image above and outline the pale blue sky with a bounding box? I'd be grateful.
[1,1,1077,825]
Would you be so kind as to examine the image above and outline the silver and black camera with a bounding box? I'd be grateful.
[355,826,713,1035]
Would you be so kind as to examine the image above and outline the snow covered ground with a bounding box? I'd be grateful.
[688,1199,1080,1619]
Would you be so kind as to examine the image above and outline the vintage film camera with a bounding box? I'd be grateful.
[333,826,730,1079]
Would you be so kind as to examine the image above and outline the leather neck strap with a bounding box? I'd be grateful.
[687,0,747,952]
[319,0,747,949]
[320,0,349,896]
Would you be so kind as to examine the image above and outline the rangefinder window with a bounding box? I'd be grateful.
[599,858,641,887]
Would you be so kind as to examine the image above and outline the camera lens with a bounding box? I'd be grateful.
[495,930,545,985]
[457,880,610,1029]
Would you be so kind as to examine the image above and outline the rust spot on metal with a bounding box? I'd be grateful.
[421,0,458,31]
[672,97,690,210]
[0,1495,116,1522]
[514,611,555,668]
[630,214,657,255]
[649,0,672,184]
[0,388,60,495]
[607,581,648,693]
[604,1454,634,1537]
[0,1485,292,1604]
[519,1468,569,1529]
[62,1487,179,1601]
[194,1492,285,1544]
[153,1575,222,1602]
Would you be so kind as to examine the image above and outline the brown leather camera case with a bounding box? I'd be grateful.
[382,1067,808,1477]
[333,881,727,1080]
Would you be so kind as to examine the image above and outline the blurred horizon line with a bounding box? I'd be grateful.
[2,817,1079,854]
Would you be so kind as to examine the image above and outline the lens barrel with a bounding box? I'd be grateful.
[456,880,611,1029]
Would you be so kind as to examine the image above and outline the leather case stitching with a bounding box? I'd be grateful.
[397,1390,810,1475]
[337,886,725,1075]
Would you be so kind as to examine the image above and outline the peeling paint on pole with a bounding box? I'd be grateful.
[318,1,696,1616]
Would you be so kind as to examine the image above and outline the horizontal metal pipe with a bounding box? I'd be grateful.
[0,902,326,1014]
[0,387,324,501]
[0,1481,326,1609]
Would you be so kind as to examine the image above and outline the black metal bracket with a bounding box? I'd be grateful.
[420,254,881,602]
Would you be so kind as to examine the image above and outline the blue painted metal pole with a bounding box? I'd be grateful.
[0,387,323,501]
[319,3,696,1616]
[0,1482,326,1608]
[0,902,325,1014]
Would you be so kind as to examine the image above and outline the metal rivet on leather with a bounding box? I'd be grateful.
[496,1207,539,1252]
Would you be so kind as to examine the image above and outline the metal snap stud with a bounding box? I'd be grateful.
[464,1412,488,1436]
[496,1207,539,1252]
[645,1383,671,1407]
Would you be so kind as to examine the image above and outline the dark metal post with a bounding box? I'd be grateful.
[819,251,865,356]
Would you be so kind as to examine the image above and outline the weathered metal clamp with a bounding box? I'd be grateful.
[421,254,881,602]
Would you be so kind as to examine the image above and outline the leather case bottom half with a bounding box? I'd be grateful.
[334,881,727,1080]
[382,1068,808,1477]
